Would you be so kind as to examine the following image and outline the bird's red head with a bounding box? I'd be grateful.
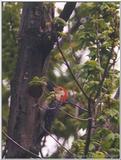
[54,86,68,103]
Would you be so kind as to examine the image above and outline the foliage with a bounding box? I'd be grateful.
[50,2,120,158]
[53,17,66,29]
[2,2,22,145]
[2,2,120,158]
[2,2,22,79]
[28,76,47,86]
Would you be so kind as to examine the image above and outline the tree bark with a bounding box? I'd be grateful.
[6,2,54,158]
[6,2,76,158]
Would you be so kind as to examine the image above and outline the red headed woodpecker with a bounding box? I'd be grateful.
[33,83,87,148]
[35,85,68,145]
[54,86,68,103]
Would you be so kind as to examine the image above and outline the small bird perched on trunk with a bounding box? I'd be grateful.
[35,84,68,145]
[28,78,87,150]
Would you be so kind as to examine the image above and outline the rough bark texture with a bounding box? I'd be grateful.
[6,2,54,158]
[6,2,76,158]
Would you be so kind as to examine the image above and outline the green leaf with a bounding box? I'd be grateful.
[89,143,95,151]
[28,76,47,86]
[106,133,115,141]
[93,151,105,158]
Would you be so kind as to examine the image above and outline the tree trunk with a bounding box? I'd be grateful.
[5,2,76,158]
[6,2,54,158]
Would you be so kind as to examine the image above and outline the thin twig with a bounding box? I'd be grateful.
[39,105,89,122]
[65,101,88,112]
[42,126,78,158]
[83,98,93,158]
[40,148,44,158]
[59,108,92,121]
[2,130,42,159]
[83,35,115,159]
[82,19,100,158]
[2,144,7,158]
[56,39,89,100]
[94,42,115,100]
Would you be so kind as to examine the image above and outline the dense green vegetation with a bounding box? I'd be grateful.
[2,2,120,158]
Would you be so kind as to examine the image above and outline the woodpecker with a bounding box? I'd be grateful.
[54,86,68,103]
[35,85,68,145]
[33,83,87,147]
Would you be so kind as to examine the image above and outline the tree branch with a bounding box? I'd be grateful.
[55,2,77,32]
[83,42,115,158]
[39,105,89,122]
[83,98,93,158]
[59,108,92,121]
[2,130,41,158]
[65,101,88,112]
[42,126,77,158]
[94,42,115,100]
[2,144,7,158]
[59,2,76,22]
[56,39,89,100]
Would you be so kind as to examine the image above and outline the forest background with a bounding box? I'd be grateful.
[2,2,120,159]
